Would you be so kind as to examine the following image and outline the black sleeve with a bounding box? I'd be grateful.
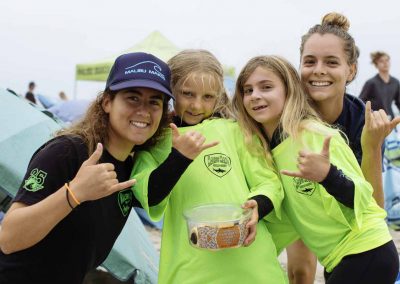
[249,195,274,221]
[13,137,82,206]
[25,92,36,104]
[148,148,192,206]
[359,81,373,102]
[395,80,400,111]
[320,164,355,208]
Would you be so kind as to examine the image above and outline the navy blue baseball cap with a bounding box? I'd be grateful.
[105,52,174,100]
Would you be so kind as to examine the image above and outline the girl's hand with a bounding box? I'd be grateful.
[361,101,400,150]
[281,136,331,182]
[69,143,136,203]
[242,199,258,247]
[171,123,219,160]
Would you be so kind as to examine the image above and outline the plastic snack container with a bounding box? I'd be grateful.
[183,203,252,250]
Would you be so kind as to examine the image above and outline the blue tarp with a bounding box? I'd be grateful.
[0,89,61,200]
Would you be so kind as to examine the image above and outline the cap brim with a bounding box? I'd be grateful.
[109,79,174,100]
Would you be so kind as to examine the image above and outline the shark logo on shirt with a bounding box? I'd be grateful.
[204,153,232,177]
[293,177,316,196]
[23,168,47,192]
[118,189,133,217]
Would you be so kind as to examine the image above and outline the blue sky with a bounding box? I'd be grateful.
[1,0,399,100]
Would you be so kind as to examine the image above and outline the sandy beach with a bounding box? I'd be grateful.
[144,226,400,284]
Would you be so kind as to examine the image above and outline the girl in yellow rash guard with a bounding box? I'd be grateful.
[130,50,288,284]
[232,55,398,284]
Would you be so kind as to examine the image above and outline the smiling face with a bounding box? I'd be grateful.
[300,33,355,106]
[174,73,219,125]
[242,66,286,136]
[102,87,164,153]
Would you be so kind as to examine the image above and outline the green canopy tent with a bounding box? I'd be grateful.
[74,31,235,98]
[74,31,180,98]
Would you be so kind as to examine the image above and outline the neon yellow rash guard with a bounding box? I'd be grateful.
[131,119,288,284]
[271,125,392,272]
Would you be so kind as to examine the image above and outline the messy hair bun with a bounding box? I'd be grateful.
[322,12,350,32]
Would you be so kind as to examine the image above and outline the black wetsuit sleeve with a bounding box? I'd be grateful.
[320,164,355,208]
[148,148,192,206]
[249,195,274,221]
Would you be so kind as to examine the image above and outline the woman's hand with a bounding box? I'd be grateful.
[242,199,258,247]
[69,143,136,204]
[361,101,400,150]
[171,123,219,160]
[280,136,331,182]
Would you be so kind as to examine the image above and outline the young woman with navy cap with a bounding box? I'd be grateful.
[0,52,212,284]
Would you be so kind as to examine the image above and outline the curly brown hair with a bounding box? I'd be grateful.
[56,90,171,155]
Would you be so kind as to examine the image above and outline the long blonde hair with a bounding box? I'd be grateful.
[232,55,323,155]
[168,49,233,119]
[56,90,170,155]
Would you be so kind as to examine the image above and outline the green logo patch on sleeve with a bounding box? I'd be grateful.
[23,168,48,192]
[118,189,133,217]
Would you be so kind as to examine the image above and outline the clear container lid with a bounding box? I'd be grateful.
[183,203,252,224]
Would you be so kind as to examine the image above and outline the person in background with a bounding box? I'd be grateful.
[25,81,36,104]
[59,91,68,101]
[233,54,398,284]
[360,51,400,118]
